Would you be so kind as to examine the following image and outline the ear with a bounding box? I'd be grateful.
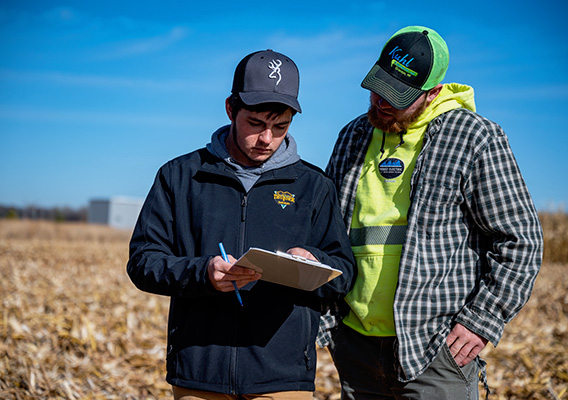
[225,97,234,122]
[426,84,443,103]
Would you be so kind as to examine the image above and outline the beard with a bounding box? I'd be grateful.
[367,97,428,133]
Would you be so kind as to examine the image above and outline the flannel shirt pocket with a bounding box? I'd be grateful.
[415,183,459,240]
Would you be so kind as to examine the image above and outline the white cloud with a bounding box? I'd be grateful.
[42,7,84,24]
[259,30,388,87]
[93,26,190,60]
[478,84,568,100]
[0,105,204,128]
[0,69,205,92]
[268,30,387,58]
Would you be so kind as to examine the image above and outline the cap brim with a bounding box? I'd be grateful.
[239,92,302,113]
[361,64,424,110]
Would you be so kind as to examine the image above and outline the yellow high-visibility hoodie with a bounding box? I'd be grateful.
[344,83,476,336]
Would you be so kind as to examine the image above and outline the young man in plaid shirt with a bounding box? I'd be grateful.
[319,26,543,399]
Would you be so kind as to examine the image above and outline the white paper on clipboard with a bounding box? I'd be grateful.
[234,247,343,291]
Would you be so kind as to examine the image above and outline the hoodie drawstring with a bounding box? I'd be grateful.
[379,131,406,159]
[379,131,386,159]
[395,131,406,149]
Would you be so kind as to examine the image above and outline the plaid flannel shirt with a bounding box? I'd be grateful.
[318,109,543,381]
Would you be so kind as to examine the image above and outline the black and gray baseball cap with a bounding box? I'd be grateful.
[231,49,302,113]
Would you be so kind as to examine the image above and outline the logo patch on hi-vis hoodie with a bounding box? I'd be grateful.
[274,190,295,209]
[379,157,404,179]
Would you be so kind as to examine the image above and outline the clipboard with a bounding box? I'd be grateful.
[234,247,343,291]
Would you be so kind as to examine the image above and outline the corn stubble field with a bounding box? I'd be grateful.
[1,215,567,400]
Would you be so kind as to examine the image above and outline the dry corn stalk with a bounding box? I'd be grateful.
[0,219,566,399]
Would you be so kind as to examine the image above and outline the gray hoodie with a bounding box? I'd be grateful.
[206,125,301,192]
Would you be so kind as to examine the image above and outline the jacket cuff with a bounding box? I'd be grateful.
[179,256,218,297]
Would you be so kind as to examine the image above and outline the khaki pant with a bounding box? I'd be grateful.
[172,386,313,400]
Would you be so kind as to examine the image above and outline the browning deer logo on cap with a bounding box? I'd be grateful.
[268,59,282,85]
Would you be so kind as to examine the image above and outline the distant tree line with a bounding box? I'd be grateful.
[0,204,87,222]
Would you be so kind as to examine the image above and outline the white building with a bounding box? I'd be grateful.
[87,197,144,230]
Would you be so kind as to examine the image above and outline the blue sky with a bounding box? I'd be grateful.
[1,1,567,211]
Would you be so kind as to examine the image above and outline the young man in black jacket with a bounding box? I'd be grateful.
[127,49,356,400]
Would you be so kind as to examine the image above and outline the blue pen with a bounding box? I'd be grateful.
[218,242,243,306]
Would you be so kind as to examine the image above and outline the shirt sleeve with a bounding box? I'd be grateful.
[456,132,543,346]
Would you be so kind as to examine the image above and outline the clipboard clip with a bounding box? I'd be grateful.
[276,251,322,266]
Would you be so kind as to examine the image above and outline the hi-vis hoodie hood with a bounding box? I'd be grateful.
[409,83,476,131]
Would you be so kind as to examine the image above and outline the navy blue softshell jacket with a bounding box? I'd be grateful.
[127,148,356,395]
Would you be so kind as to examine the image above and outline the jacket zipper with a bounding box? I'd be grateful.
[230,193,248,395]
[239,194,248,251]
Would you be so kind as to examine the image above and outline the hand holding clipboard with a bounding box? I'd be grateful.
[234,247,343,291]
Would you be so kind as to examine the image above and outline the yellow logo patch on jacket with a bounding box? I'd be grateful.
[273,191,295,209]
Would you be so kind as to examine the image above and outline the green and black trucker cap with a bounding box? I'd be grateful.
[361,26,449,110]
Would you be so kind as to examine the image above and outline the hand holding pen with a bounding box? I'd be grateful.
[206,243,260,305]
[219,242,243,306]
